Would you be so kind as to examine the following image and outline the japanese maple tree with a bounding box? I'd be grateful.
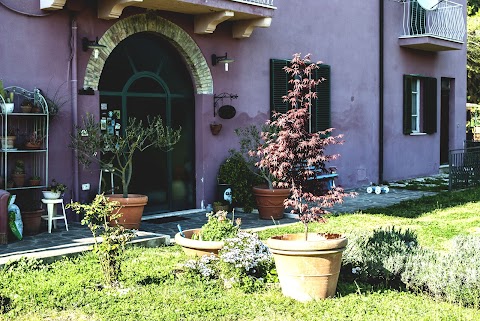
[255,53,355,239]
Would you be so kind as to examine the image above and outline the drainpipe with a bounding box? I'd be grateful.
[379,0,384,184]
[71,15,79,202]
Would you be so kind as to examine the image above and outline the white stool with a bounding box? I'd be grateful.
[99,167,115,194]
[41,198,69,233]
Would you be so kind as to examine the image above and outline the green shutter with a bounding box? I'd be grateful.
[423,77,437,134]
[313,65,331,132]
[270,59,290,115]
[403,75,413,134]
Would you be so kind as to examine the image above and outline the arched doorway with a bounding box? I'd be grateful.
[98,32,195,214]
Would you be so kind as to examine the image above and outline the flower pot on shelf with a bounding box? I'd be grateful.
[175,228,224,257]
[11,173,26,187]
[1,136,16,149]
[252,186,290,220]
[29,179,41,186]
[22,209,44,236]
[266,233,347,302]
[20,105,32,113]
[1,103,14,114]
[25,142,42,150]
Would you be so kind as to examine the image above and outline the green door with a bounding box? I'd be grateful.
[98,32,195,213]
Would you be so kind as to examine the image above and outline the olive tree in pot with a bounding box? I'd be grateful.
[70,113,181,229]
[260,53,355,301]
[235,125,290,220]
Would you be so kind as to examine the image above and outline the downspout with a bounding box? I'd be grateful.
[379,0,384,184]
[71,15,79,202]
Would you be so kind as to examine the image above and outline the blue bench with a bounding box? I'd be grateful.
[304,166,338,190]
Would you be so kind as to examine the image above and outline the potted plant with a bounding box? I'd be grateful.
[217,152,263,213]
[210,122,222,135]
[70,113,181,229]
[257,53,355,301]
[20,200,44,236]
[2,127,17,150]
[235,125,290,220]
[24,130,44,149]
[29,175,41,186]
[175,210,241,257]
[42,179,66,199]
[0,81,14,114]
[11,160,26,187]
[20,99,33,113]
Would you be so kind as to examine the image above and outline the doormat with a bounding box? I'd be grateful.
[146,216,189,224]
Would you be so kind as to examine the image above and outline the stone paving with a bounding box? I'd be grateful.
[0,186,437,266]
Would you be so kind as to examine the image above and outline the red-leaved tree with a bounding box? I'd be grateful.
[254,53,355,239]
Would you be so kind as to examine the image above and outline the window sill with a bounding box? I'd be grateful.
[409,132,427,136]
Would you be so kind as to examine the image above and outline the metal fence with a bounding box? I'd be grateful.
[401,0,465,42]
[449,147,480,190]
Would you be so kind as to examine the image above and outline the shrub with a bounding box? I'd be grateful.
[191,210,241,241]
[342,227,419,285]
[217,152,263,213]
[183,232,275,292]
[66,194,135,286]
[401,235,480,307]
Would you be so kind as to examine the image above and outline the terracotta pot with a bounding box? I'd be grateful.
[11,173,26,187]
[20,105,32,113]
[22,209,44,236]
[210,123,222,135]
[29,179,41,186]
[266,233,348,302]
[174,228,224,257]
[25,142,42,150]
[252,186,290,220]
[107,194,148,230]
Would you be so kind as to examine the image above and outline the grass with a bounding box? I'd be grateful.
[1,187,480,320]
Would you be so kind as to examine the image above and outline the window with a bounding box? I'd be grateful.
[403,74,437,135]
[270,59,330,133]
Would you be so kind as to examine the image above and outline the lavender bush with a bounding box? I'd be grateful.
[182,232,276,292]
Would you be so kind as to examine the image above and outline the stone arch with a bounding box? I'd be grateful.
[83,14,213,94]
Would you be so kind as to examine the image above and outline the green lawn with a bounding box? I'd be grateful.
[1,188,480,320]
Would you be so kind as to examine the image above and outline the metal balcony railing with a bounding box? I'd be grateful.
[401,0,465,42]
[230,0,275,9]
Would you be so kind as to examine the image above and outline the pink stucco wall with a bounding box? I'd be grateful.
[0,0,467,208]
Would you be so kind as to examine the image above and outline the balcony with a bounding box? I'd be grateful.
[398,0,465,52]
[40,0,276,38]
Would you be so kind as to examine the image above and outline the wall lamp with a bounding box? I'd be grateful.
[212,52,234,71]
[82,37,106,59]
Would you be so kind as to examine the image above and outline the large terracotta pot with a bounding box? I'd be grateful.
[22,209,44,236]
[107,194,148,230]
[266,233,348,302]
[175,228,224,257]
[252,186,290,220]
